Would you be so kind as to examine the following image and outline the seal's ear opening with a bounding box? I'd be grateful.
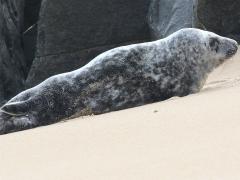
[0,101,29,116]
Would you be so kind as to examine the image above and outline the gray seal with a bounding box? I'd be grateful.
[0,28,238,134]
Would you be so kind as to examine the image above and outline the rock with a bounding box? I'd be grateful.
[197,0,240,42]
[26,0,151,87]
[147,0,199,39]
[0,0,26,105]
[24,0,42,30]
[148,0,240,42]
[23,24,38,72]
[23,0,42,73]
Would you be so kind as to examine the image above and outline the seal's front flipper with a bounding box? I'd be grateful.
[1,101,29,116]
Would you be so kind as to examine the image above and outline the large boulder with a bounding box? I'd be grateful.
[148,0,240,41]
[147,0,199,39]
[24,0,42,30]
[0,0,26,105]
[26,0,152,87]
[23,24,38,72]
[23,0,42,72]
[197,0,240,42]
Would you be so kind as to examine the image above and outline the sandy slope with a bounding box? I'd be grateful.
[1,51,240,180]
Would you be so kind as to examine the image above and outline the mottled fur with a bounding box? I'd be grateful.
[0,28,238,134]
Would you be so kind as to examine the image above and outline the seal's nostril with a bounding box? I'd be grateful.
[233,44,238,51]
[226,47,237,58]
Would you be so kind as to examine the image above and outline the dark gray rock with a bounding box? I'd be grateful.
[0,0,26,105]
[24,0,42,30]
[197,0,240,42]
[23,24,38,72]
[23,0,42,72]
[148,0,240,41]
[26,0,152,87]
[147,0,199,39]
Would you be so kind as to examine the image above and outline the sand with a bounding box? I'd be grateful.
[1,51,240,180]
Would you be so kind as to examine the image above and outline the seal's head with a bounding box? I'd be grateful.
[167,28,238,72]
[162,28,238,94]
[203,31,238,67]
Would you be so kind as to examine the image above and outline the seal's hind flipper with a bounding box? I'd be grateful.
[0,101,29,116]
[0,114,38,135]
[0,102,38,135]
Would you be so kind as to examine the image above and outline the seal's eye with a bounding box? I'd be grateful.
[209,37,220,52]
